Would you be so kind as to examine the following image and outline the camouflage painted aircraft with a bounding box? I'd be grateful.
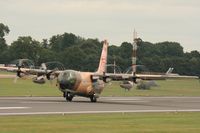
[0,40,198,102]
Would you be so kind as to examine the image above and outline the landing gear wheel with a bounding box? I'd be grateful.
[90,95,97,102]
[65,92,73,102]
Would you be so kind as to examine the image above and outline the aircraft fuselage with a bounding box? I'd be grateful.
[58,70,104,99]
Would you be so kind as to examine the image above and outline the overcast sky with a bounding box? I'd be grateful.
[1,0,200,51]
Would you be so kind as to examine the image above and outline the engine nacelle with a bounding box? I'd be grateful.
[120,81,134,91]
[32,77,46,84]
[92,80,104,94]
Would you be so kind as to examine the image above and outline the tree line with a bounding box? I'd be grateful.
[0,23,200,76]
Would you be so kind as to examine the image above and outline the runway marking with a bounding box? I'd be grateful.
[21,100,148,104]
[21,102,64,104]
[0,107,30,110]
[103,98,142,101]
[1,109,200,115]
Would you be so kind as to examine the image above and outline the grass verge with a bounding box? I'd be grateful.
[0,112,200,133]
[0,78,199,96]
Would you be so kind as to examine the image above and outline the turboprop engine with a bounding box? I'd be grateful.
[91,76,105,95]
[32,76,46,84]
[120,81,134,91]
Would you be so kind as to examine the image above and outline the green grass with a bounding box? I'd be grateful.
[0,112,200,133]
[0,78,199,96]
[103,79,200,96]
[0,78,61,96]
[0,70,14,75]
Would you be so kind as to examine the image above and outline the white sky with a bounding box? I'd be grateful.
[0,0,200,51]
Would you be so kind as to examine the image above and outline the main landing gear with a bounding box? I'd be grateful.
[63,92,97,102]
[63,92,74,102]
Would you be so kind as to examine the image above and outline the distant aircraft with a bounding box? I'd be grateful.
[0,40,198,102]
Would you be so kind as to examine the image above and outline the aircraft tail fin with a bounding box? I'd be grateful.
[96,40,108,74]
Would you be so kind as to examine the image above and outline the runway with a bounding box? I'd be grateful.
[0,96,200,115]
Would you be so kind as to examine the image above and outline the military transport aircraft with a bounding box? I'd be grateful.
[0,40,198,102]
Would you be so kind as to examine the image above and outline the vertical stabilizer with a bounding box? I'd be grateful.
[96,40,109,74]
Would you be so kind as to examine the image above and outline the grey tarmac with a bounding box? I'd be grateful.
[0,96,200,115]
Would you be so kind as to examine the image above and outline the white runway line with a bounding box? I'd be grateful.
[21,100,148,104]
[0,107,30,110]
[104,98,142,101]
[1,109,200,116]
[20,102,64,104]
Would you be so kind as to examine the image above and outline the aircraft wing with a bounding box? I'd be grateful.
[0,66,18,72]
[1,66,198,81]
[136,73,198,80]
[102,73,198,81]
[0,66,62,76]
[161,74,199,79]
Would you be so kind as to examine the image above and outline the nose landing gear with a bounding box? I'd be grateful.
[63,92,74,102]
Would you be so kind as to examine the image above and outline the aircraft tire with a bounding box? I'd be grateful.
[90,95,97,102]
[66,92,73,102]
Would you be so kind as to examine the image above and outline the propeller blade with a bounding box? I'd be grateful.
[13,76,19,83]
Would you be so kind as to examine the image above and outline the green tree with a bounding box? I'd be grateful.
[155,42,184,57]
[0,23,9,38]
[0,23,10,63]
[41,39,49,49]
[37,49,58,64]
[60,46,87,70]
[0,30,198,76]
[9,36,41,64]
[49,33,83,51]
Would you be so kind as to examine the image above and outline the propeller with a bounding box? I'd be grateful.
[11,59,35,83]
[136,80,158,90]
[120,73,137,91]
[120,80,133,91]
[13,60,28,83]
[32,63,58,86]
[47,70,58,86]
[13,76,19,83]
[13,66,21,83]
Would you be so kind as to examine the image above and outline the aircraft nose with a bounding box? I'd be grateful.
[57,70,77,90]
